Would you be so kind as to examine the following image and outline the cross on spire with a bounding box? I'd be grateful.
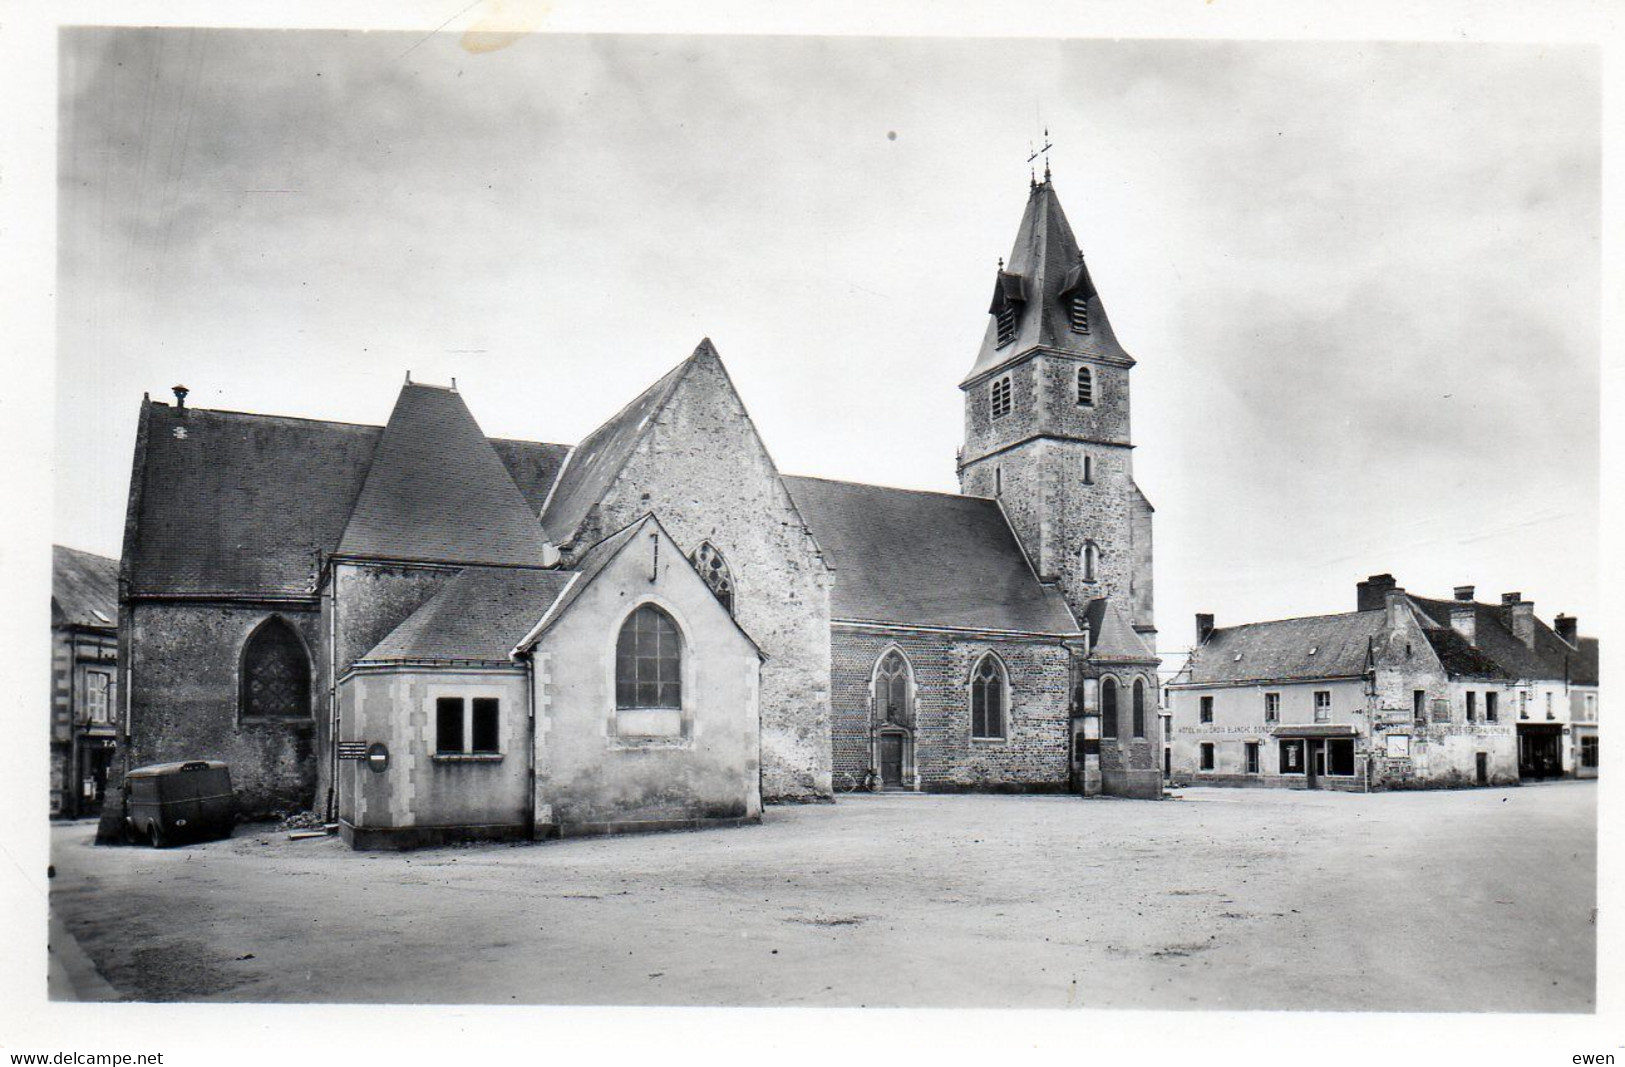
[1027,127,1054,186]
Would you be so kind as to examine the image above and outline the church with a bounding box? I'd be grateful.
[117,175,1162,848]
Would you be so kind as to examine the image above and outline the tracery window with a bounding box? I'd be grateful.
[690,542,735,616]
[239,617,311,721]
[874,650,913,727]
[970,654,1007,739]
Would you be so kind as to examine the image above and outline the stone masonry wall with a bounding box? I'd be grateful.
[831,626,1072,792]
[125,600,320,816]
[579,351,833,800]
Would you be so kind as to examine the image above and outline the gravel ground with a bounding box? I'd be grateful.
[49,781,1596,1011]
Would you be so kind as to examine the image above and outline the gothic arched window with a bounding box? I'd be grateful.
[970,654,1007,739]
[615,605,682,710]
[1133,678,1147,738]
[1101,677,1119,739]
[1077,365,1094,405]
[690,541,734,616]
[874,650,913,727]
[239,617,311,721]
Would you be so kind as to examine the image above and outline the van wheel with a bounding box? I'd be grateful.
[148,823,168,849]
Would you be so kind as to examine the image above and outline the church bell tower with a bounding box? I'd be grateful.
[957,176,1155,644]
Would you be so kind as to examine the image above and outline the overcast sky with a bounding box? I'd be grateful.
[55,29,1599,662]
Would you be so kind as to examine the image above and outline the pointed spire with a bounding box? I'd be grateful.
[963,180,1133,384]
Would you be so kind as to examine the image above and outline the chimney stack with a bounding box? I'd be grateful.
[1500,592,1536,650]
[1195,613,1215,645]
[172,384,189,409]
[1357,574,1396,612]
[1450,598,1477,646]
[1555,614,1578,646]
[1383,586,1409,628]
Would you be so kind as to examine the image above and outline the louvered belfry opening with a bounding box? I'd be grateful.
[240,616,312,720]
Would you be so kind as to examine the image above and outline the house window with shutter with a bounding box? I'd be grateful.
[1313,691,1331,723]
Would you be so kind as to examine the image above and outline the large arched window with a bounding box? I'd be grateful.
[690,541,734,616]
[239,616,311,721]
[1101,677,1119,739]
[615,605,682,710]
[1132,678,1146,738]
[970,654,1007,739]
[874,650,913,727]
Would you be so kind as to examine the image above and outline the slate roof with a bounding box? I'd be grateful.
[965,181,1133,383]
[1182,610,1385,685]
[1080,597,1158,663]
[336,384,553,566]
[357,566,575,665]
[53,545,118,630]
[1572,637,1599,687]
[782,475,1077,634]
[125,404,384,597]
[124,398,572,598]
[539,347,698,547]
[1410,596,1595,685]
[488,438,572,517]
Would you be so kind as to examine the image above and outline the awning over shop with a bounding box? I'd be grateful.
[1271,724,1358,739]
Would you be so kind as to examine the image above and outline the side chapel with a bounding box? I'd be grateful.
[117,174,1162,847]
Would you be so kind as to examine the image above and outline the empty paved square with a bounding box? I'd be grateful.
[50,782,1595,1011]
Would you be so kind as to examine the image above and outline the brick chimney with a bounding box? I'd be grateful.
[1501,592,1536,649]
[1357,574,1396,612]
[1450,585,1477,646]
[1195,613,1215,645]
[1555,614,1579,646]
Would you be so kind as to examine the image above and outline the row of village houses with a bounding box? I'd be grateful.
[54,542,1599,817]
[1159,574,1599,790]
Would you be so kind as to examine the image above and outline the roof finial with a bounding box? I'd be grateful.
[405,370,412,384]
[1027,127,1054,185]
[998,256,1005,272]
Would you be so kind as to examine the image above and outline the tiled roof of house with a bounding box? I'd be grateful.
[124,398,571,598]
[336,384,554,566]
[1572,637,1599,687]
[1183,610,1385,685]
[357,566,575,665]
[1409,596,1590,684]
[538,347,697,547]
[1420,627,1512,680]
[965,181,1133,383]
[781,475,1077,634]
[52,545,118,630]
